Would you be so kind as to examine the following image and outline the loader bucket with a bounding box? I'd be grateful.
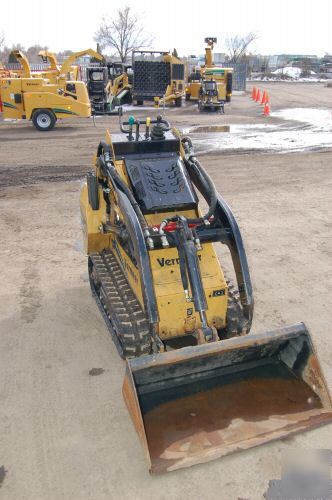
[123,323,332,473]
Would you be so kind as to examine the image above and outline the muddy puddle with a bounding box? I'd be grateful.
[183,108,332,154]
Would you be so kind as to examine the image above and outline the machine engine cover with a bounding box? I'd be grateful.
[125,153,198,212]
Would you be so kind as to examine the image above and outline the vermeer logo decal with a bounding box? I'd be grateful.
[157,255,202,267]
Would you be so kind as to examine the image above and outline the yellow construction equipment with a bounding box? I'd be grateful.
[106,72,131,106]
[132,50,185,107]
[0,49,103,130]
[0,63,16,78]
[186,38,233,107]
[198,79,225,112]
[154,52,185,107]
[37,48,104,83]
[80,112,332,473]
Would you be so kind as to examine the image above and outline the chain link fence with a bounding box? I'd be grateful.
[222,62,247,91]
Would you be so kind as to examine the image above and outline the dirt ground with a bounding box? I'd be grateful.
[0,82,331,499]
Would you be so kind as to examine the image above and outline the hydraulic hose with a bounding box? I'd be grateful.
[181,137,218,221]
[107,162,148,231]
[96,141,149,232]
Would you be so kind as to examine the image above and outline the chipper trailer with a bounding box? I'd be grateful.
[0,49,103,130]
[185,37,233,106]
[131,50,185,107]
[80,111,332,473]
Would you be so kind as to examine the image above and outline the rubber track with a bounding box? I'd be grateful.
[89,250,151,358]
[225,279,247,337]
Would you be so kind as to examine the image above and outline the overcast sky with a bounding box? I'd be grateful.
[2,0,332,56]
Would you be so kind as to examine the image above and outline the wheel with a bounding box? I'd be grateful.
[136,99,144,106]
[32,109,56,131]
[185,93,191,101]
[175,96,182,107]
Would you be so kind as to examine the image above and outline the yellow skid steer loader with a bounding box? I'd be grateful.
[80,112,332,473]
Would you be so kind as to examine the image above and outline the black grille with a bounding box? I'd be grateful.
[171,63,184,80]
[133,61,171,99]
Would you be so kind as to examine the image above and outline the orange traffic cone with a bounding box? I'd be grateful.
[255,88,261,102]
[261,90,267,104]
[252,87,257,100]
[263,102,270,117]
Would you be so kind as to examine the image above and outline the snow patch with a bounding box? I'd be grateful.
[272,66,302,79]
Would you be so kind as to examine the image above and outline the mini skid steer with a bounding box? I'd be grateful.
[80,111,332,473]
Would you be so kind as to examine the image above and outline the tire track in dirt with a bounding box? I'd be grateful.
[0,164,86,188]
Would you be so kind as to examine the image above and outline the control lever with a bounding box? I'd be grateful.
[145,117,151,139]
[119,110,171,136]
[128,115,134,141]
[135,120,140,141]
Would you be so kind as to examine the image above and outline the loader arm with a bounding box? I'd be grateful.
[60,49,104,77]
[10,50,31,78]
[215,195,254,330]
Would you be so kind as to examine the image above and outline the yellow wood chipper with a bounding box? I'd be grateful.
[185,38,233,108]
[0,49,103,130]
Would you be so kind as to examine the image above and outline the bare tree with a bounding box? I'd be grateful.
[94,6,152,62]
[26,45,49,63]
[0,32,5,51]
[225,32,258,63]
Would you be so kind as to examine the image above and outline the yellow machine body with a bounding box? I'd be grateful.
[185,38,233,102]
[35,50,80,82]
[80,140,228,340]
[186,67,233,101]
[80,119,332,474]
[0,77,91,120]
[156,53,185,107]
[0,49,104,128]
[13,49,103,82]
[106,72,131,102]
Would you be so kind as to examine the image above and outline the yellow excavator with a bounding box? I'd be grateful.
[0,49,103,130]
[80,111,332,473]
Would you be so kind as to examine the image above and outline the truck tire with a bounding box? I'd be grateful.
[32,109,56,131]
[185,93,190,101]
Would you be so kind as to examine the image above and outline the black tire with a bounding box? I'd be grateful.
[136,99,144,106]
[32,109,56,131]
[226,95,231,103]
[175,96,182,107]
[185,93,190,101]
